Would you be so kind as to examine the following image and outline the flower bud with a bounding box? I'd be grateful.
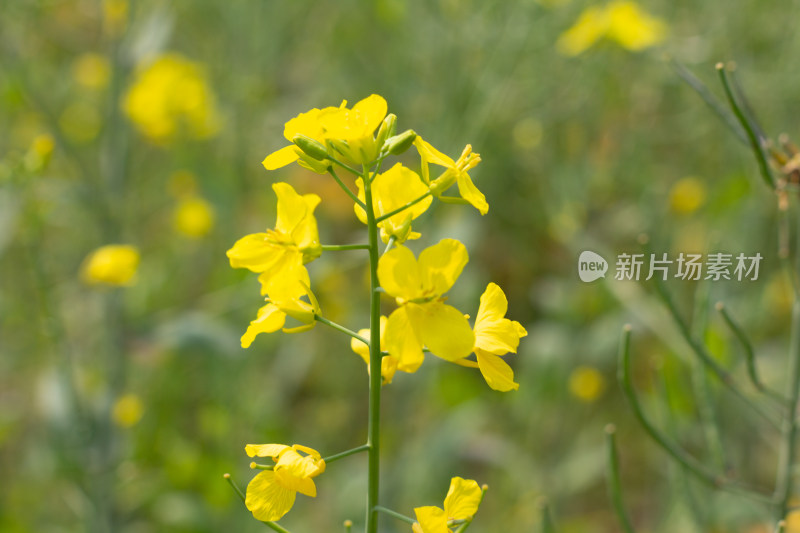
[384,130,416,156]
[376,113,397,149]
[292,134,328,161]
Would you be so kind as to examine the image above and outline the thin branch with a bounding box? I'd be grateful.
[374,506,415,525]
[314,315,369,346]
[328,167,366,208]
[605,425,637,533]
[323,444,370,464]
[321,243,370,251]
[375,191,432,223]
[774,303,800,520]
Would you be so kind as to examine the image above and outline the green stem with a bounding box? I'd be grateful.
[375,191,432,223]
[538,499,556,533]
[438,195,470,205]
[321,243,370,251]
[717,302,788,407]
[224,474,293,533]
[330,158,364,178]
[383,236,396,255]
[329,167,366,209]
[323,444,370,464]
[653,277,782,429]
[775,302,800,520]
[618,325,773,504]
[314,315,369,347]
[604,424,637,533]
[373,506,415,525]
[716,63,775,189]
[364,166,383,533]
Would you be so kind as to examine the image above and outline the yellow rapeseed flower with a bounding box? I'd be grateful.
[414,137,487,215]
[244,443,326,522]
[81,244,140,286]
[240,281,321,348]
[379,239,475,372]
[174,195,215,238]
[557,1,667,56]
[123,53,221,144]
[112,393,144,428]
[227,182,322,296]
[351,316,399,385]
[354,163,433,244]
[669,176,707,214]
[412,477,484,533]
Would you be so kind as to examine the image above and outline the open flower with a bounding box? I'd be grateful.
[241,281,321,348]
[227,182,321,296]
[350,316,399,385]
[379,239,475,372]
[244,443,326,522]
[471,282,527,391]
[412,477,484,533]
[354,163,433,244]
[414,137,487,215]
[262,104,341,173]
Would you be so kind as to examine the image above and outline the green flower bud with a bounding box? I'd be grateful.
[384,130,416,156]
[376,113,397,150]
[292,134,328,161]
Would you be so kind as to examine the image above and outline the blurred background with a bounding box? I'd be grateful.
[3,0,800,531]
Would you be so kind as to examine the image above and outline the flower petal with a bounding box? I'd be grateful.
[418,239,468,297]
[408,302,474,362]
[456,172,488,215]
[245,443,291,459]
[245,470,297,522]
[413,506,449,533]
[241,303,286,348]
[384,306,425,372]
[378,245,422,301]
[263,145,300,170]
[443,477,483,520]
[474,283,527,355]
[476,349,519,392]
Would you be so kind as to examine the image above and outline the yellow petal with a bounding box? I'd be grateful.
[352,94,388,135]
[456,172,488,215]
[263,145,300,170]
[408,302,474,362]
[257,261,310,297]
[245,443,291,459]
[475,349,519,392]
[227,233,284,272]
[443,477,483,520]
[418,239,468,297]
[607,1,667,51]
[372,164,432,243]
[291,444,324,465]
[241,303,286,348]
[378,245,422,301]
[283,107,326,140]
[414,137,455,169]
[413,506,449,533]
[353,177,369,224]
[274,182,309,235]
[274,448,324,497]
[384,306,425,372]
[556,5,610,56]
[474,282,527,355]
[245,470,297,522]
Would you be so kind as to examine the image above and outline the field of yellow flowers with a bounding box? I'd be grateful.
[3,1,800,532]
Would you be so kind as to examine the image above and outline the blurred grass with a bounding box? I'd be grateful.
[2,0,800,531]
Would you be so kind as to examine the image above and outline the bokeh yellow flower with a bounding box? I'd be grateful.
[73,53,111,90]
[244,443,326,522]
[81,244,140,286]
[112,393,144,428]
[354,163,433,244]
[379,239,475,372]
[557,1,667,56]
[669,176,707,214]
[173,196,215,238]
[414,137,487,215]
[123,53,221,144]
[568,365,606,402]
[412,477,484,533]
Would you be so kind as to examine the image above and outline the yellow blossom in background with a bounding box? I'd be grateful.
[669,176,707,214]
[24,133,55,172]
[244,443,326,522]
[168,169,199,197]
[73,53,111,90]
[470,283,528,392]
[227,182,321,296]
[412,477,484,533]
[568,365,606,402]
[557,1,667,56]
[103,0,129,35]
[173,196,215,238]
[123,53,221,144]
[112,393,143,428]
[414,137,487,215]
[354,163,433,244]
[81,244,140,286]
[59,101,102,144]
[379,239,475,372]
[351,316,399,384]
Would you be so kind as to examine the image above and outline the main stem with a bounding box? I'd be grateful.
[776,302,800,519]
[364,167,382,533]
